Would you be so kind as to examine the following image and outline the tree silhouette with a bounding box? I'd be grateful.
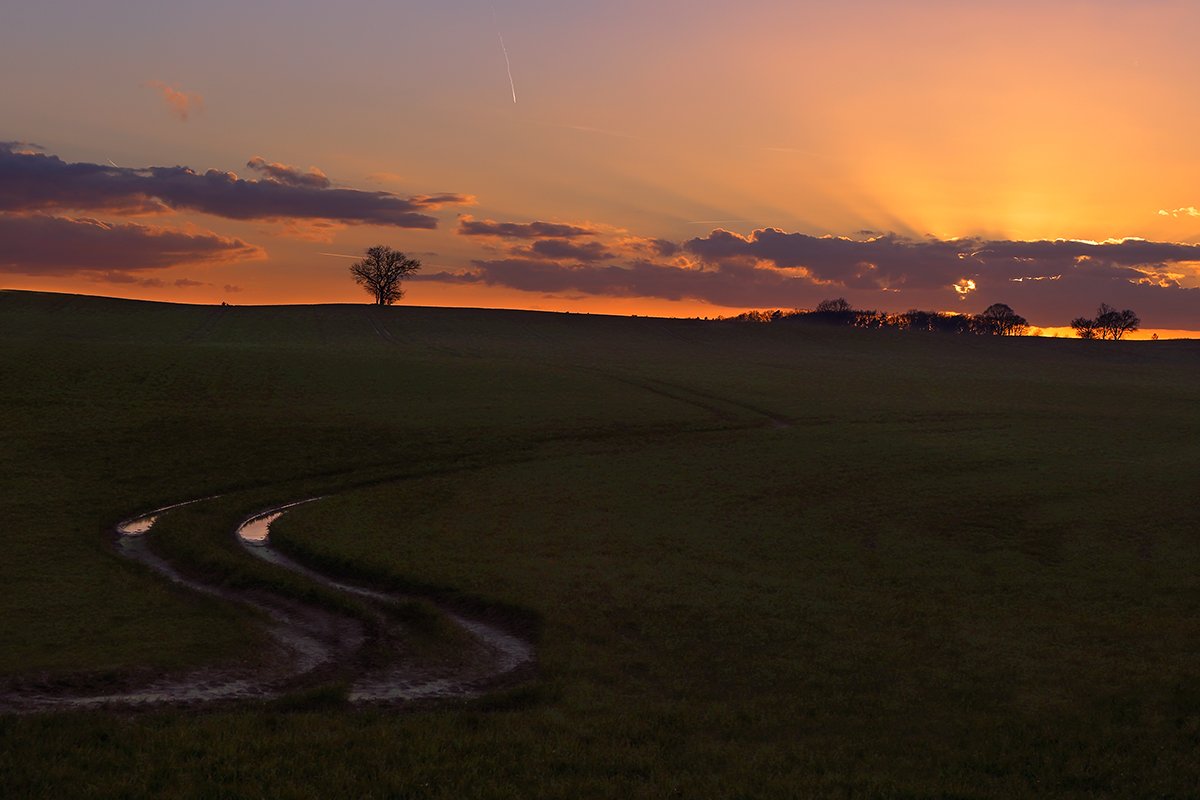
[815,297,852,314]
[1071,304,1140,340]
[897,309,974,334]
[1070,316,1099,339]
[977,303,1029,336]
[349,245,421,305]
[811,297,859,326]
[1094,303,1140,340]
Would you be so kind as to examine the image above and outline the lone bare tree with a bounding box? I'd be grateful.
[350,245,421,305]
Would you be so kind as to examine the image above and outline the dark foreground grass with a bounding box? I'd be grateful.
[2,289,1199,797]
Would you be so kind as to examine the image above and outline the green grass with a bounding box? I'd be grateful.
[2,289,1199,797]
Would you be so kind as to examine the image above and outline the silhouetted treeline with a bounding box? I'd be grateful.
[719,299,1030,336]
[1070,303,1140,340]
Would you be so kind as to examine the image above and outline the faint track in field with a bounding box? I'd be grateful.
[584,370,794,430]
[364,307,397,343]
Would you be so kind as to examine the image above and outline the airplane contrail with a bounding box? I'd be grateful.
[490,2,517,103]
[108,159,119,168]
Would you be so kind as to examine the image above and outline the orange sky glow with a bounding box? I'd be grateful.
[1,1,1197,334]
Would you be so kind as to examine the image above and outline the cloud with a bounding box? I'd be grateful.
[246,156,331,189]
[515,239,615,262]
[144,81,204,121]
[417,257,825,309]
[91,274,207,288]
[412,194,476,209]
[0,141,43,154]
[92,271,166,287]
[953,278,977,297]
[684,229,1200,291]
[648,238,681,257]
[0,213,264,275]
[457,215,598,239]
[0,143,472,227]
[272,219,346,242]
[1159,207,1200,218]
[223,284,242,293]
[608,235,681,259]
[421,225,1200,328]
[685,229,966,290]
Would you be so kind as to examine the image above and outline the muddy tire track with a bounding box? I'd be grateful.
[238,502,534,702]
[0,498,534,713]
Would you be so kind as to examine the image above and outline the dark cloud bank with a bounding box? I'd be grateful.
[0,214,262,275]
[0,142,472,227]
[417,223,1200,329]
[0,142,470,280]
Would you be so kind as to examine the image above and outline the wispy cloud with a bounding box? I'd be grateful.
[144,81,204,122]
[1158,207,1200,218]
[0,140,43,154]
[271,219,346,243]
[93,274,209,288]
[457,215,598,239]
[93,271,166,287]
[246,156,331,189]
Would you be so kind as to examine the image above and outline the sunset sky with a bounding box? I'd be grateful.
[3,0,1199,334]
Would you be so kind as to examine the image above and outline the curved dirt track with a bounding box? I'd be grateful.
[236,501,535,703]
[0,373,789,714]
[0,498,534,713]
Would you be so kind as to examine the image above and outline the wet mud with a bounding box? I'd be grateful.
[1,498,535,713]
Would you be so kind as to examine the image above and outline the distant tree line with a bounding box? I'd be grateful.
[719,299,1031,336]
[720,298,1141,340]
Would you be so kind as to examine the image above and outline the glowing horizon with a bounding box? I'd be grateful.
[1,1,1197,334]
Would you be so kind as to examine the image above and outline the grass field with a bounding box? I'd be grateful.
[2,288,1199,798]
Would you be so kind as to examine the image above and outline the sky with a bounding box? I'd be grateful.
[2,0,1199,335]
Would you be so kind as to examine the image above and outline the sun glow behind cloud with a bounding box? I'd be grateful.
[953,279,977,297]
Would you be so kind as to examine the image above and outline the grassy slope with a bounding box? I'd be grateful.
[0,291,708,675]
[2,289,1199,798]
